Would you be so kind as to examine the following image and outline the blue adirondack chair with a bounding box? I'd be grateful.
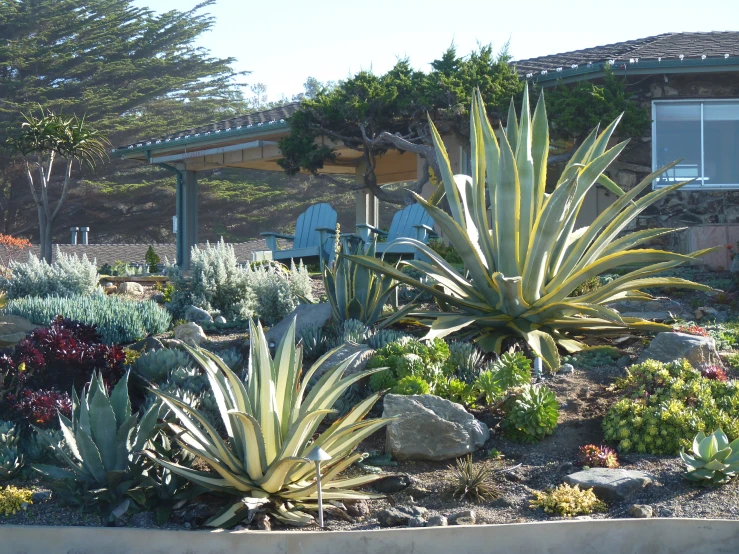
[356,203,437,257]
[258,203,338,267]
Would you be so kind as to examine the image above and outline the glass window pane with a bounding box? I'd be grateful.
[654,103,702,186]
[703,102,739,186]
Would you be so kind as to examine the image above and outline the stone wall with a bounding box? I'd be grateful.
[582,73,739,253]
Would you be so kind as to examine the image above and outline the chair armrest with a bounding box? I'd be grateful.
[315,227,338,235]
[356,224,388,236]
[260,232,294,252]
[413,224,435,232]
[413,224,437,242]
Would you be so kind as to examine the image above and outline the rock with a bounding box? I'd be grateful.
[610,298,686,320]
[265,303,332,345]
[186,305,213,324]
[616,355,631,368]
[504,471,523,482]
[255,513,271,531]
[695,306,721,321]
[449,510,476,525]
[564,468,652,501]
[373,474,412,494]
[574,515,593,520]
[174,322,207,346]
[0,315,38,347]
[128,336,164,353]
[31,491,52,503]
[559,363,574,374]
[408,516,426,528]
[629,504,653,518]
[118,281,144,296]
[638,332,720,368]
[102,282,117,294]
[383,394,489,461]
[129,511,156,528]
[345,499,370,518]
[377,507,413,527]
[410,506,429,518]
[405,485,430,499]
[620,311,675,322]
[214,315,227,324]
[491,497,512,508]
[426,515,448,527]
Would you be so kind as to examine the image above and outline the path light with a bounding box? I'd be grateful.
[304,447,332,528]
[533,357,543,380]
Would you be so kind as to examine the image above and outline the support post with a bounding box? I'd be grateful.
[177,170,198,269]
[354,162,379,229]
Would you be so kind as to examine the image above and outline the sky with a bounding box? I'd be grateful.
[137,0,739,102]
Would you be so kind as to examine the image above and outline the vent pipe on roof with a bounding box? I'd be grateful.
[80,227,90,245]
[70,227,78,245]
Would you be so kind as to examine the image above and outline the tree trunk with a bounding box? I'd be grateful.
[37,204,52,263]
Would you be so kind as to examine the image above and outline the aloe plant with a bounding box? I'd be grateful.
[681,429,739,484]
[33,372,159,516]
[142,318,390,527]
[347,85,714,369]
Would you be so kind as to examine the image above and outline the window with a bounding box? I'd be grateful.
[653,100,739,189]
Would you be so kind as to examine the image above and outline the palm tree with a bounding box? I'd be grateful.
[7,109,108,262]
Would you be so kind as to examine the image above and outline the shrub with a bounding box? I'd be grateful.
[367,337,450,395]
[296,324,328,360]
[0,249,99,299]
[145,246,161,273]
[0,420,22,479]
[472,351,532,404]
[702,366,728,382]
[392,375,430,395]
[0,234,32,268]
[602,359,739,454]
[0,485,33,515]
[443,341,485,384]
[502,384,559,443]
[4,294,171,344]
[448,455,499,503]
[9,388,72,428]
[530,484,606,517]
[578,444,619,468]
[561,346,621,370]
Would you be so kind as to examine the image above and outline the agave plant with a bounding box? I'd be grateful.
[347,85,714,369]
[324,239,412,327]
[681,429,739,484]
[142,318,390,527]
[33,372,159,516]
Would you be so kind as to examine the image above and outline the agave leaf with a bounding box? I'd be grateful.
[680,450,704,469]
[75,426,107,485]
[698,434,718,460]
[109,371,131,424]
[227,411,267,481]
[140,450,235,493]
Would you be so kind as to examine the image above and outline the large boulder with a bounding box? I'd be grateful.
[0,315,38,347]
[609,298,687,321]
[118,281,144,296]
[638,332,720,368]
[265,303,332,345]
[383,394,489,461]
[174,322,206,346]
[564,468,652,501]
[185,305,213,324]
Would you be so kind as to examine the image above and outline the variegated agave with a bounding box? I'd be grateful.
[348,85,714,369]
[142,318,390,527]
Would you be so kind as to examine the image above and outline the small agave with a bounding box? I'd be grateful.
[681,429,739,484]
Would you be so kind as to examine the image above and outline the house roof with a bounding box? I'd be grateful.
[115,103,300,153]
[514,32,739,81]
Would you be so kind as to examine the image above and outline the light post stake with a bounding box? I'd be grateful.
[304,447,332,528]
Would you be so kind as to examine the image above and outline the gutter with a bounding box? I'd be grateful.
[524,56,739,86]
[149,140,277,164]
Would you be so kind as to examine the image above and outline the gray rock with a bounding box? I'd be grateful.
[610,298,686,318]
[31,491,52,503]
[214,315,227,324]
[265,303,332,345]
[491,497,512,508]
[186,305,213,323]
[564,468,652,501]
[407,516,426,528]
[619,311,675,322]
[629,504,653,518]
[345,499,370,518]
[426,515,448,527]
[0,315,38,347]
[410,506,429,518]
[695,306,723,322]
[449,510,476,525]
[405,485,430,499]
[174,322,207,346]
[638,332,720,368]
[373,474,411,494]
[616,355,631,368]
[102,281,117,294]
[129,511,156,527]
[118,281,144,296]
[559,363,574,374]
[128,336,164,353]
[383,394,489,461]
[377,507,413,527]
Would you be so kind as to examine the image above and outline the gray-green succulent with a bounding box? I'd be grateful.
[681,429,739,484]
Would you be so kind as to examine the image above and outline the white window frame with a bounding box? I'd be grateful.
[652,98,739,190]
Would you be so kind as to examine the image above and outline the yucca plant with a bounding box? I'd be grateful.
[347,85,714,370]
[448,454,499,503]
[324,239,412,327]
[142,318,390,527]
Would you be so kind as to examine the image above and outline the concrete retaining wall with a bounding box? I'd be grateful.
[1,519,737,554]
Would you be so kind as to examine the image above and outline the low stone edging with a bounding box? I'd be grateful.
[1,518,737,554]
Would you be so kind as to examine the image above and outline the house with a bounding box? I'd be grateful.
[118,32,739,269]
[515,32,739,269]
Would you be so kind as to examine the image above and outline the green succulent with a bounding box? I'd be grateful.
[437,378,477,405]
[0,420,20,448]
[503,384,559,443]
[392,375,431,395]
[297,324,329,360]
[133,348,193,384]
[366,328,410,350]
[217,349,244,371]
[444,341,485,384]
[491,351,532,390]
[681,429,739,485]
[347,85,714,371]
[473,369,502,405]
[562,346,621,370]
[33,372,160,517]
[330,318,371,348]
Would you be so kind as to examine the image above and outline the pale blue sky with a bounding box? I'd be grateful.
[137,0,738,101]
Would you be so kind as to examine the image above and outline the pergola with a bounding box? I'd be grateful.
[116,103,467,267]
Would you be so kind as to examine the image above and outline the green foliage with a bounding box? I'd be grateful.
[436,378,477,406]
[491,351,532,390]
[33,372,160,517]
[681,429,739,485]
[133,348,193,384]
[145,247,161,273]
[347,86,711,371]
[708,322,739,350]
[392,375,431,395]
[367,337,450,395]
[330,319,371,348]
[448,455,499,503]
[602,359,739,454]
[443,341,485,384]
[0,485,33,516]
[562,346,622,369]
[366,328,410,350]
[427,239,463,266]
[0,420,22,480]
[725,352,739,370]
[503,384,559,443]
[296,324,329,360]
[544,66,650,140]
[0,249,99,299]
[4,294,171,345]
[530,484,607,517]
